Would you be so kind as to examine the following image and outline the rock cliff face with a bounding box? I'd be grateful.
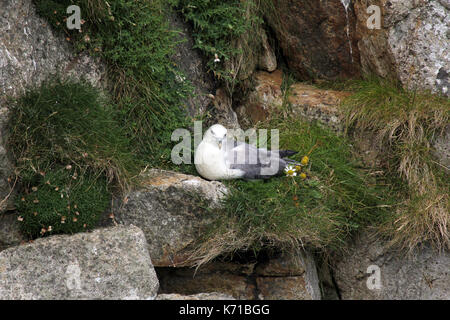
[265,0,361,80]
[333,233,450,300]
[355,0,450,96]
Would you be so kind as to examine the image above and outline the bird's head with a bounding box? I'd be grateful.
[204,124,228,149]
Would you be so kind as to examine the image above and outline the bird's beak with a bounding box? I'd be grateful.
[218,141,222,150]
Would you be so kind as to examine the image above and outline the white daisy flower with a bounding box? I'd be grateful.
[284,165,297,177]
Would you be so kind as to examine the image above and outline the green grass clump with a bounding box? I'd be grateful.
[190,118,389,265]
[8,79,136,188]
[7,79,134,237]
[34,0,194,169]
[168,0,261,93]
[16,167,110,238]
[340,76,450,251]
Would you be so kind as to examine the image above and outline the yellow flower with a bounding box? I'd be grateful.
[295,165,302,172]
[301,156,309,166]
[300,173,307,179]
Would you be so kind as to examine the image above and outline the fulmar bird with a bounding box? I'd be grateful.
[195,124,298,181]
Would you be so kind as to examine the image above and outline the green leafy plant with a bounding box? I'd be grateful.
[16,167,110,238]
[168,0,261,92]
[7,79,133,238]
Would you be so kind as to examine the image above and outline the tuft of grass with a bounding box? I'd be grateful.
[7,78,137,189]
[168,0,262,95]
[341,76,450,251]
[15,166,110,238]
[189,118,389,265]
[7,79,131,238]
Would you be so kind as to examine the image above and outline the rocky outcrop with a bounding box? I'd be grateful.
[114,169,228,267]
[0,225,159,299]
[236,70,349,131]
[265,0,360,80]
[168,12,215,117]
[355,0,450,96]
[333,233,450,300]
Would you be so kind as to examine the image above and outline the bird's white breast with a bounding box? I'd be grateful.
[195,141,244,180]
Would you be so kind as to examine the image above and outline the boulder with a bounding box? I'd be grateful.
[0,225,159,299]
[333,233,450,299]
[355,0,450,96]
[264,0,360,80]
[114,169,228,267]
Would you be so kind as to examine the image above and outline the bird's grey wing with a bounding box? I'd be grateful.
[224,140,285,179]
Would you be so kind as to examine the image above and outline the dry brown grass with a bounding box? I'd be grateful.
[342,77,450,252]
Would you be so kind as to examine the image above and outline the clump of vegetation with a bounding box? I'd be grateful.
[8,79,136,188]
[190,118,389,265]
[341,76,450,251]
[16,167,110,238]
[168,0,262,94]
[34,0,194,169]
[8,79,133,237]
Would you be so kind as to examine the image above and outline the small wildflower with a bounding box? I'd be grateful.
[61,193,64,198]
[39,171,46,176]
[40,228,46,235]
[56,21,60,26]
[21,197,25,202]
[48,226,52,232]
[75,211,80,216]
[300,173,307,180]
[82,152,88,158]
[33,211,38,216]
[83,224,87,228]
[32,186,38,192]
[83,34,90,43]
[74,204,78,209]
[73,217,78,222]
[214,53,220,63]
[66,37,71,42]
[17,216,23,222]
[55,187,59,191]
[284,165,297,177]
[53,10,57,14]
[61,216,66,224]
[109,213,114,219]
[80,19,86,25]
[295,165,302,172]
[45,180,51,185]
[65,164,72,170]
[301,156,309,166]
[33,199,39,204]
